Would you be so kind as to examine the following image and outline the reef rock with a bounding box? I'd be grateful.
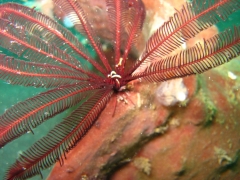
[48,57,240,179]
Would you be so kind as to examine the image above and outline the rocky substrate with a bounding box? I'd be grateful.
[48,59,240,180]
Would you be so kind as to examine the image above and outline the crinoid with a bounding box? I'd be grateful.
[0,0,239,179]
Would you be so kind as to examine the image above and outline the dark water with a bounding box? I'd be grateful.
[0,0,239,180]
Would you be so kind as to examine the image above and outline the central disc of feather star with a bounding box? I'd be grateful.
[107,70,122,91]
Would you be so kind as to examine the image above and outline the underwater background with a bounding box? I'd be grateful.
[0,0,239,179]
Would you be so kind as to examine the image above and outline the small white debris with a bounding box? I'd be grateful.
[228,71,237,80]
[177,91,187,102]
[214,147,232,165]
[133,157,151,175]
[181,42,187,50]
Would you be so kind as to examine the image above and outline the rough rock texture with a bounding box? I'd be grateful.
[48,58,240,180]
